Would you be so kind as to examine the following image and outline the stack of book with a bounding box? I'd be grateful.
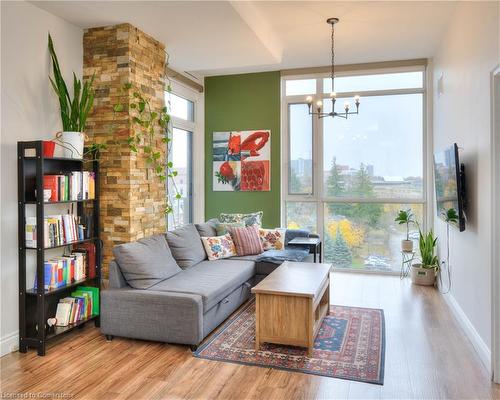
[25,214,85,248]
[54,286,99,327]
[33,252,87,290]
[43,172,95,202]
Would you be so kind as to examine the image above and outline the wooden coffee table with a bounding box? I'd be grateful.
[251,261,332,356]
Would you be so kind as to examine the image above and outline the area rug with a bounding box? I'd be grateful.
[194,299,385,385]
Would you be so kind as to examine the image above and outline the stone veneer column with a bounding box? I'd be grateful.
[83,24,167,275]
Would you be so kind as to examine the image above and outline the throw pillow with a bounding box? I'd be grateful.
[219,211,263,227]
[113,235,181,289]
[165,224,207,268]
[215,221,245,236]
[201,234,237,261]
[259,228,286,250]
[229,225,264,256]
[195,219,219,237]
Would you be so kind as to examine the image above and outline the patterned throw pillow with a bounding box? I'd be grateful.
[215,221,245,236]
[259,228,286,250]
[219,211,263,227]
[201,234,237,261]
[228,226,264,256]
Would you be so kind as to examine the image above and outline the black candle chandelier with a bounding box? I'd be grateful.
[306,18,361,119]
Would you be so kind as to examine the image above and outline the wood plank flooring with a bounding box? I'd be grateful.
[1,273,499,399]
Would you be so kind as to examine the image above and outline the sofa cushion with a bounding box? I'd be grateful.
[219,211,263,227]
[148,260,256,312]
[284,228,310,247]
[166,224,206,268]
[259,228,286,250]
[215,221,245,236]
[201,234,237,260]
[113,235,181,289]
[195,218,219,237]
[229,225,263,256]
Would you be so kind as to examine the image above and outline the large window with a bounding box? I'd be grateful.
[165,88,199,229]
[283,68,426,272]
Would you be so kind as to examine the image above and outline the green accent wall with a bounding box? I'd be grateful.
[204,71,281,227]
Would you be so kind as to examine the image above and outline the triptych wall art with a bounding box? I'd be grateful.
[213,130,271,192]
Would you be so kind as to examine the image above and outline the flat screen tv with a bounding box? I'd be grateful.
[433,143,466,231]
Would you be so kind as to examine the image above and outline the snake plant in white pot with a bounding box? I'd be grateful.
[411,228,440,286]
[48,33,95,159]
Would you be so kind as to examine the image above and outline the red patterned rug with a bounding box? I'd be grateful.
[194,299,385,385]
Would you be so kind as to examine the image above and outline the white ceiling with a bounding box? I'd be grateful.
[33,1,459,79]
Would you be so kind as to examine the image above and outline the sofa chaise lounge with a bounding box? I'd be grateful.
[101,221,317,348]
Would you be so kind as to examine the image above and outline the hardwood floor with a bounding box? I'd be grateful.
[1,273,499,399]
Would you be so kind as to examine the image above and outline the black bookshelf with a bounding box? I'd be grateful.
[18,141,101,356]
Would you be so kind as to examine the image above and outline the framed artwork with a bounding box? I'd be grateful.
[213,130,271,191]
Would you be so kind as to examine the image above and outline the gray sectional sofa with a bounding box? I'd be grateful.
[101,220,317,348]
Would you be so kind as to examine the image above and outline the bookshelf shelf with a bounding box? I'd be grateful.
[26,199,97,205]
[25,278,96,296]
[46,315,98,340]
[24,156,84,163]
[25,237,98,250]
[18,141,101,356]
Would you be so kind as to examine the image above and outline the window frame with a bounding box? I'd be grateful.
[166,80,204,227]
[281,65,430,274]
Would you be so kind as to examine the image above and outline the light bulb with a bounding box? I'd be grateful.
[330,92,337,98]
[316,100,323,108]
[354,95,360,103]
[306,96,313,104]
[344,102,350,110]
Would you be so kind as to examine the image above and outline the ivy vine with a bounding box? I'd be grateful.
[114,82,180,215]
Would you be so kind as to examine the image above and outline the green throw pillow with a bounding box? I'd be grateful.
[215,221,245,236]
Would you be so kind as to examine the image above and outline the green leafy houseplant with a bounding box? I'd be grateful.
[115,82,180,214]
[442,207,459,224]
[395,208,415,240]
[48,33,95,132]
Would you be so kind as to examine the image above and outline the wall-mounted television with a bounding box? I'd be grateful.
[433,143,467,231]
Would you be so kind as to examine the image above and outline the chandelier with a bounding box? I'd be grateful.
[306,18,360,119]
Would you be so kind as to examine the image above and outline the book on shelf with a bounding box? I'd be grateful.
[52,286,99,327]
[43,172,95,202]
[73,243,96,279]
[33,252,87,291]
[25,213,87,248]
[55,302,72,327]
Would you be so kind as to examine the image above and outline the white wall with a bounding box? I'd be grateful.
[433,2,499,369]
[0,1,82,356]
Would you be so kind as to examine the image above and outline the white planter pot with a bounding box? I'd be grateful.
[55,131,85,159]
[411,263,436,286]
[401,239,413,252]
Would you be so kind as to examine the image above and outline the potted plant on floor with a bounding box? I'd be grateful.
[48,33,95,159]
[411,228,440,286]
[395,208,415,252]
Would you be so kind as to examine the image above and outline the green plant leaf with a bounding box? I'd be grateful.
[114,104,124,112]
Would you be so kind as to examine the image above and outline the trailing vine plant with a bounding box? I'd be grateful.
[114,81,180,215]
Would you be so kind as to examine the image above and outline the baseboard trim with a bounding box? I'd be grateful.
[443,293,491,373]
[1,331,19,357]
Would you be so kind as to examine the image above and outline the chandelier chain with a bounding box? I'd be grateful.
[331,21,335,93]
